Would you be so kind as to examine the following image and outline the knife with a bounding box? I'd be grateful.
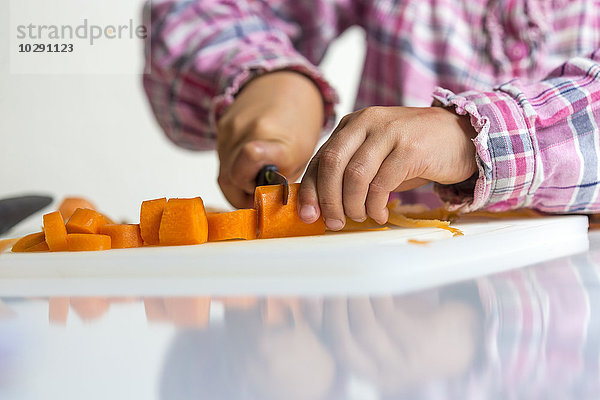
[255,165,289,205]
[0,195,53,235]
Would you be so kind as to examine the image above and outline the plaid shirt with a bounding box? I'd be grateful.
[143,0,600,213]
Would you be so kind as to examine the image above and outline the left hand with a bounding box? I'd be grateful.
[298,106,477,230]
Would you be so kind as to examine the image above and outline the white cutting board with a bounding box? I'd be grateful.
[0,215,589,296]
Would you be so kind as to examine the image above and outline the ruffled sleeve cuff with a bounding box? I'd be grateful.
[431,87,494,212]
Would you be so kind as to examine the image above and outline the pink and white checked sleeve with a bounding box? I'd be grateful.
[142,0,353,150]
[433,50,600,213]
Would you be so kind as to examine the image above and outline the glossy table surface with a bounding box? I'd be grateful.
[1,231,599,400]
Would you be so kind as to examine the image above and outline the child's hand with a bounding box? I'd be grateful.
[298,106,477,230]
[217,71,324,208]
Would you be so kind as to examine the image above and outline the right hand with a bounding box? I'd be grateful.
[216,71,324,208]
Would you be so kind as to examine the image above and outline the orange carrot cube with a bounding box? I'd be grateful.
[66,208,107,234]
[58,197,97,221]
[99,224,143,249]
[255,183,326,239]
[140,198,167,245]
[67,234,111,251]
[158,198,208,246]
[207,209,257,242]
[0,238,18,254]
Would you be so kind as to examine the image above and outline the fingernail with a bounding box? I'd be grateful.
[351,216,367,223]
[300,205,316,221]
[326,219,344,231]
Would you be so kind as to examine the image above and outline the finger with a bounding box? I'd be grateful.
[298,156,321,223]
[365,153,410,224]
[370,296,396,321]
[348,298,404,369]
[301,297,324,331]
[317,122,367,230]
[343,133,394,222]
[297,115,353,223]
[329,113,353,138]
[321,298,378,379]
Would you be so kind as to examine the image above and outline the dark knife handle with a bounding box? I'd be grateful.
[255,164,280,187]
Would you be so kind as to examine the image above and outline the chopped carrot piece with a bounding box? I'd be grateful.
[387,212,463,237]
[58,197,97,221]
[66,208,107,234]
[67,234,111,251]
[99,224,143,249]
[159,198,208,246]
[387,199,459,222]
[207,209,257,242]
[43,211,68,251]
[140,198,167,245]
[24,241,50,252]
[0,238,18,254]
[12,232,46,253]
[255,183,326,239]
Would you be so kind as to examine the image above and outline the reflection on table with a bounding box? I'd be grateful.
[1,251,599,399]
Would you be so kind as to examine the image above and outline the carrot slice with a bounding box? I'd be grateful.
[58,197,97,221]
[66,208,107,234]
[99,224,143,249]
[159,198,208,246]
[255,183,326,239]
[0,238,18,254]
[387,212,463,237]
[207,209,257,242]
[11,232,46,253]
[43,211,68,251]
[24,241,50,252]
[67,234,111,251]
[140,198,167,245]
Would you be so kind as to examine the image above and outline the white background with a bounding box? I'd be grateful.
[0,0,366,222]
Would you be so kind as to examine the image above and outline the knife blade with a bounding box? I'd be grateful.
[0,195,53,235]
[255,165,289,205]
